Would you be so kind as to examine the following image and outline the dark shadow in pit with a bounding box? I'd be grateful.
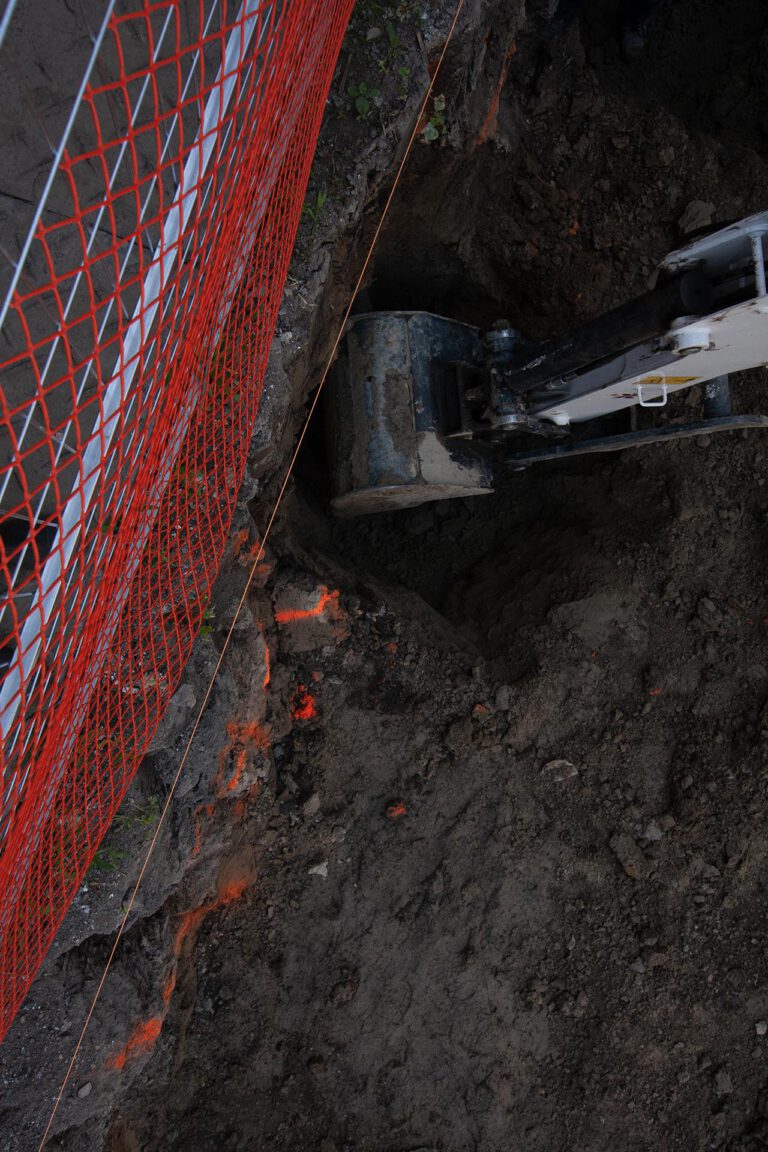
[294,0,768,678]
[578,0,768,153]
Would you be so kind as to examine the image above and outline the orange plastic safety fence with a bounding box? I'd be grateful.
[0,0,353,1041]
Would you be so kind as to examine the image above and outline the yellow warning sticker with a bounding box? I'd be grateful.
[637,374,699,385]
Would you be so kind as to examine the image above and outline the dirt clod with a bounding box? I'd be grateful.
[609,832,647,880]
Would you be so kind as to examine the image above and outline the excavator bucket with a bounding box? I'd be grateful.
[326,311,493,515]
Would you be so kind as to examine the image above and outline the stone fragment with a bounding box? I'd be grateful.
[678,200,715,235]
[714,1068,733,1097]
[609,833,647,880]
[541,759,579,782]
[302,793,321,818]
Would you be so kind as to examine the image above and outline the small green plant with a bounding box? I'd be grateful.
[90,843,127,875]
[303,188,328,223]
[422,94,447,143]
[349,81,381,119]
[134,795,160,827]
[199,604,216,637]
[114,794,160,834]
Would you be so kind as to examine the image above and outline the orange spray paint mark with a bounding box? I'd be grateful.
[193,720,270,859]
[173,905,209,956]
[261,627,271,689]
[275,586,340,625]
[162,969,177,1007]
[218,877,249,906]
[231,527,250,557]
[225,746,248,794]
[106,1016,163,1070]
[386,801,407,820]
[216,720,270,796]
[475,41,516,146]
[649,687,663,697]
[107,876,250,1072]
[291,686,317,721]
[191,801,215,858]
[173,877,250,956]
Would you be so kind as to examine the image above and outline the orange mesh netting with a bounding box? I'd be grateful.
[0,0,353,1041]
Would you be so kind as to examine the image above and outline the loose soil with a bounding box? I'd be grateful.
[4,1,768,1150]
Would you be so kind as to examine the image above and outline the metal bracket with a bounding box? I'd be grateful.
[637,381,668,408]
